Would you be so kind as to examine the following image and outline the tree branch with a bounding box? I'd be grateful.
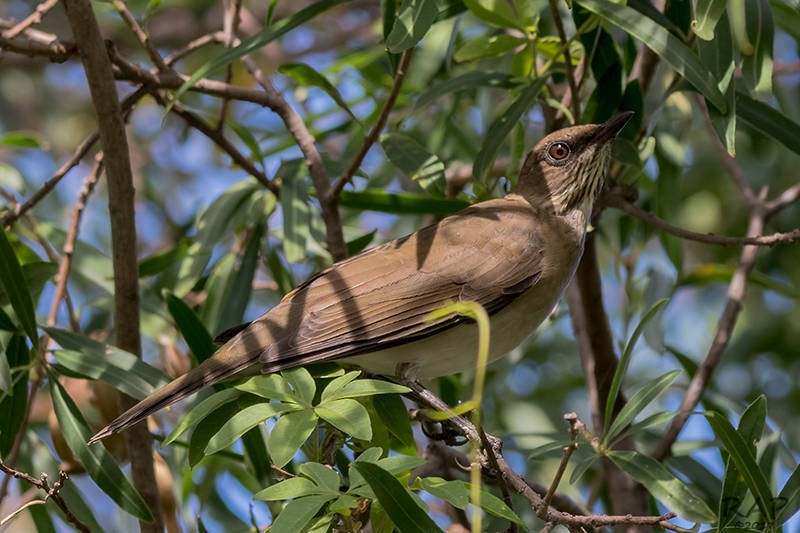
[603,190,800,246]
[61,0,162,528]
[654,196,767,459]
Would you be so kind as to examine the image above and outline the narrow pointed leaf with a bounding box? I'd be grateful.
[0,230,38,345]
[608,450,716,522]
[205,402,295,454]
[736,91,800,155]
[269,494,333,533]
[706,411,774,520]
[473,78,545,182]
[164,388,241,444]
[605,370,680,444]
[48,372,153,521]
[353,462,441,532]
[576,0,726,111]
[386,0,438,52]
[164,290,216,363]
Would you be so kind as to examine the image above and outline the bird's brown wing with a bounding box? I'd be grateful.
[255,198,545,370]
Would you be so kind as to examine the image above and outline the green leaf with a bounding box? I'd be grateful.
[48,371,153,521]
[205,402,296,455]
[373,393,415,448]
[576,0,726,111]
[216,221,264,333]
[0,230,38,345]
[0,131,45,148]
[315,398,372,440]
[473,78,545,182]
[385,0,438,53]
[463,0,525,30]
[236,373,297,402]
[0,335,29,456]
[740,0,774,99]
[279,63,356,120]
[679,264,800,299]
[164,290,216,363]
[338,190,470,216]
[736,91,800,155]
[266,248,295,295]
[321,378,410,402]
[283,367,316,406]
[698,14,736,154]
[254,476,319,500]
[347,230,377,256]
[608,450,716,522]
[269,494,333,533]
[300,462,341,493]
[267,409,318,468]
[604,298,670,432]
[416,72,518,107]
[604,370,680,445]
[454,34,527,62]
[706,411,775,521]
[139,241,189,277]
[45,328,171,400]
[381,133,446,196]
[320,370,361,402]
[195,180,260,250]
[163,388,241,445]
[173,0,350,103]
[352,462,441,532]
[691,0,727,40]
[416,477,523,524]
[776,463,800,525]
[279,159,309,264]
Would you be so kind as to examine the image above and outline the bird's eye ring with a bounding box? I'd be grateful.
[547,142,571,161]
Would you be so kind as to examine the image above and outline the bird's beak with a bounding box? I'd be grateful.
[594,111,635,143]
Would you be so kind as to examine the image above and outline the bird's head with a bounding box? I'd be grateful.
[517,112,634,216]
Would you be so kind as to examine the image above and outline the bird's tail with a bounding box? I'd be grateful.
[88,353,256,444]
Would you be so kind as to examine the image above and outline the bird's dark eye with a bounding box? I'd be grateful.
[547,142,571,161]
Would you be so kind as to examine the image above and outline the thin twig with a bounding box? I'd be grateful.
[150,92,278,194]
[331,48,414,199]
[604,191,800,246]
[544,413,583,508]
[2,133,99,228]
[111,0,168,71]
[216,0,243,131]
[766,183,800,217]
[406,382,681,530]
[0,460,89,532]
[654,193,767,459]
[548,0,580,121]
[1,0,59,39]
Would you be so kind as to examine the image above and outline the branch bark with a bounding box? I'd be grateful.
[61,0,162,528]
[566,234,650,531]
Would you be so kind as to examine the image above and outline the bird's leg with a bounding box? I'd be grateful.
[395,364,471,446]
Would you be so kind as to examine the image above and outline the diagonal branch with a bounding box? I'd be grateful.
[330,48,414,200]
[603,190,800,246]
[653,198,767,459]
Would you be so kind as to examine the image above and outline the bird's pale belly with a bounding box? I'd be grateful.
[342,276,567,379]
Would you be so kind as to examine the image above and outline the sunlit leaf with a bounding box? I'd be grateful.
[608,450,716,522]
[267,409,318,468]
[385,0,438,53]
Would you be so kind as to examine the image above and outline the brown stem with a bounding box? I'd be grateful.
[603,191,800,247]
[548,0,580,121]
[565,234,650,528]
[61,0,163,528]
[0,460,89,532]
[654,199,767,459]
[1,0,59,38]
[330,48,414,200]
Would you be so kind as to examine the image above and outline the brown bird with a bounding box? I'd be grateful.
[89,112,633,444]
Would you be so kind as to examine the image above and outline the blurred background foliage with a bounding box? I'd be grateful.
[1,0,800,530]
